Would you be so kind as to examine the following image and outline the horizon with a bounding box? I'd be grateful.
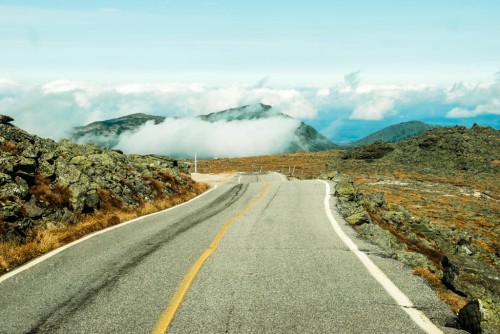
[1,1,499,150]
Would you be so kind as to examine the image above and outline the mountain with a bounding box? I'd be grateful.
[197,104,339,152]
[71,104,339,154]
[344,124,500,174]
[197,103,277,122]
[72,113,166,148]
[351,121,436,146]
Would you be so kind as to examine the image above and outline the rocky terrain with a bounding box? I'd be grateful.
[351,120,436,146]
[0,115,207,274]
[337,125,500,333]
[72,103,339,153]
[197,124,499,334]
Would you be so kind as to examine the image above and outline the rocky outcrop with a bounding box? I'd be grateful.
[388,125,499,174]
[321,171,437,271]
[0,115,14,124]
[1,116,198,245]
[321,171,500,333]
[342,141,395,161]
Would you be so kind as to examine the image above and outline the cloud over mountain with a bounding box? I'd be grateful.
[0,74,498,146]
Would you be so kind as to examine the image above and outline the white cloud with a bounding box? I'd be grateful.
[321,119,344,138]
[349,98,396,120]
[0,78,19,90]
[115,117,301,158]
[42,80,94,94]
[1,75,499,147]
[316,87,330,97]
[446,99,500,118]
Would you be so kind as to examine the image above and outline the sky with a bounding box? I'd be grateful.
[0,1,499,151]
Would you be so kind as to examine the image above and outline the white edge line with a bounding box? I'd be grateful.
[317,180,443,334]
[0,185,219,284]
[276,172,287,182]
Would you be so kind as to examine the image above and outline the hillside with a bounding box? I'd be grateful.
[72,104,339,154]
[352,121,436,146]
[0,115,207,274]
[345,124,500,174]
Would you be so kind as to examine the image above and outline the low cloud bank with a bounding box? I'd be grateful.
[115,117,301,158]
[0,73,499,149]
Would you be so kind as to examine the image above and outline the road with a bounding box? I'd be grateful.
[0,173,463,333]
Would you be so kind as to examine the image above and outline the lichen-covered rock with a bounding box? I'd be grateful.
[0,200,22,220]
[0,118,199,243]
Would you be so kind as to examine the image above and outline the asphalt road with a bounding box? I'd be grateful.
[0,173,464,333]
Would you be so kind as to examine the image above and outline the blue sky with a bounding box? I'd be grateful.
[0,1,499,147]
[1,0,499,84]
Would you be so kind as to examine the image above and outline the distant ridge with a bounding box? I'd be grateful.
[72,113,166,148]
[71,104,339,154]
[352,121,436,146]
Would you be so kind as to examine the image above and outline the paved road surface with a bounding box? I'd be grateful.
[0,173,463,333]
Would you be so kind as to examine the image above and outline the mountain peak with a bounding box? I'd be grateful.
[197,103,278,122]
[352,121,436,146]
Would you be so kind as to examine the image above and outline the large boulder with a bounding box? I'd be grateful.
[0,115,14,124]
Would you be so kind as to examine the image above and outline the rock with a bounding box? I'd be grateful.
[0,172,11,185]
[0,200,22,219]
[0,182,30,200]
[358,223,405,253]
[83,190,100,212]
[6,217,35,241]
[442,256,462,293]
[345,211,371,225]
[70,155,89,166]
[55,158,81,187]
[382,211,406,225]
[15,157,36,181]
[342,141,395,160]
[334,178,362,202]
[38,160,56,179]
[320,171,339,180]
[458,300,484,334]
[0,115,14,124]
[370,192,387,208]
[68,177,90,211]
[23,196,44,219]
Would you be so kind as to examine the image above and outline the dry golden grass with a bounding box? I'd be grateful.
[437,290,468,313]
[142,175,164,195]
[0,181,208,275]
[30,174,71,206]
[0,140,19,155]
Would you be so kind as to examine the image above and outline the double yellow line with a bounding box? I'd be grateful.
[152,182,270,334]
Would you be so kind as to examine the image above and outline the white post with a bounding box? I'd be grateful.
[194,154,198,173]
[292,165,295,176]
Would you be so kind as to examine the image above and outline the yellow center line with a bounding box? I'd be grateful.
[152,182,271,334]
